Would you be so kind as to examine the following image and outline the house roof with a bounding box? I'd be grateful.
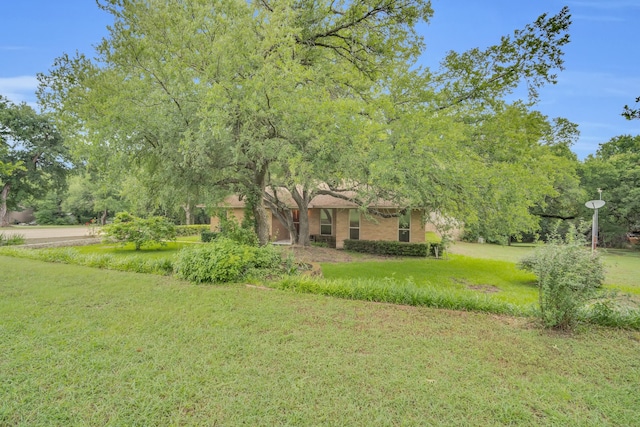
[220,187,399,210]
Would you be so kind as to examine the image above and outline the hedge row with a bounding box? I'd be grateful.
[343,239,446,257]
[343,239,427,257]
[175,225,211,236]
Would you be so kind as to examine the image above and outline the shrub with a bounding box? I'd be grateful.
[201,230,219,243]
[213,213,258,246]
[174,238,286,284]
[518,227,605,330]
[0,232,25,246]
[344,239,429,257]
[102,212,176,250]
[175,225,210,236]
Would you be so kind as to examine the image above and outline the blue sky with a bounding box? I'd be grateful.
[1,0,638,159]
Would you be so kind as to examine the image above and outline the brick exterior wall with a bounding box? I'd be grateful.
[332,208,427,249]
[271,217,289,241]
[410,209,427,243]
[212,207,431,246]
[309,209,321,235]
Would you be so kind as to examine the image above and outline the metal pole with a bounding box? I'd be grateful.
[592,210,596,252]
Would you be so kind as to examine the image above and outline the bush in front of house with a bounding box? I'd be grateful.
[175,225,210,236]
[174,238,287,284]
[518,227,605,330]
[344,239,429,257]
[102,212,176,250]
[201,230,219,242]
[210,214,258,246]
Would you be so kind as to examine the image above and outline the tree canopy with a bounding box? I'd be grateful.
[38,0,574,244]
[580,135,640,245]
[0,96,68,226]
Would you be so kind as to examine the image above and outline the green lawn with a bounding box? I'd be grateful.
[74,238,200,258]
[321,255,539,307]
[1,256,640,426]
[448,242,640,291]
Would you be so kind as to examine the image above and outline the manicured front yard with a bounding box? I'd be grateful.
[1,256,639,426]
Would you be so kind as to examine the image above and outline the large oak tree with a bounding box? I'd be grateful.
[39,1,574,244]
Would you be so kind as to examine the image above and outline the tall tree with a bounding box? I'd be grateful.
[580,135,640,246]
[0,96,68,227]
[38,1,572,244]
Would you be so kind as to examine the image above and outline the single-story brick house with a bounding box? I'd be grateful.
[211,191,437,249]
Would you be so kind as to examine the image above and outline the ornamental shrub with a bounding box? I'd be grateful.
[212,212,258,246]
[518,227,605,330]
[174,238,286,284]
[102,212,176,250]
[175,225,210,236]
[344,239,429,257]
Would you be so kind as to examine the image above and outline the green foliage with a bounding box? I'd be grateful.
[580,135,640,247]
[33,190,74,225]
[0,96,69,226]
[0,246,174,275]
[518,228,606,329]
[102,212,176,250]
[61,172,129,225]
[0,232,25,246]
[274,276,526,316]
[4,256,640,425]
[214,213,258,246]
[200,230,219,243]
[580,298,640,330]
[344,239,429,257]
[38,0,573,247]
[174,238,285,284]
[174,224,210,236]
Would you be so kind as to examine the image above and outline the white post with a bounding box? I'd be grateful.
[592,208,598,252]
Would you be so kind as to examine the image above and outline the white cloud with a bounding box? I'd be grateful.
[0,75,39,105]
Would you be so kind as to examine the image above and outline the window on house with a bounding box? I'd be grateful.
[320,209,332,235]
[398,210,410,242]
[349,209,360,240]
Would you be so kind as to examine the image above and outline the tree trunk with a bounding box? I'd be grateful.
[252,200,270,246]
[250,164,271,246]
[0,183,11,227]
[264,193,297,245]
[290,186,312,246]
[183,203,193,225]
[297,203,310,246]
[100,209,108,226]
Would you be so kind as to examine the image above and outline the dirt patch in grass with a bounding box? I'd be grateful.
[467,284,501,293]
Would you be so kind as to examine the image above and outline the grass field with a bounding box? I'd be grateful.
[321,256,539,307]
[1,256,640,426]
[448,242,640,291]
[73,238,200,258]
